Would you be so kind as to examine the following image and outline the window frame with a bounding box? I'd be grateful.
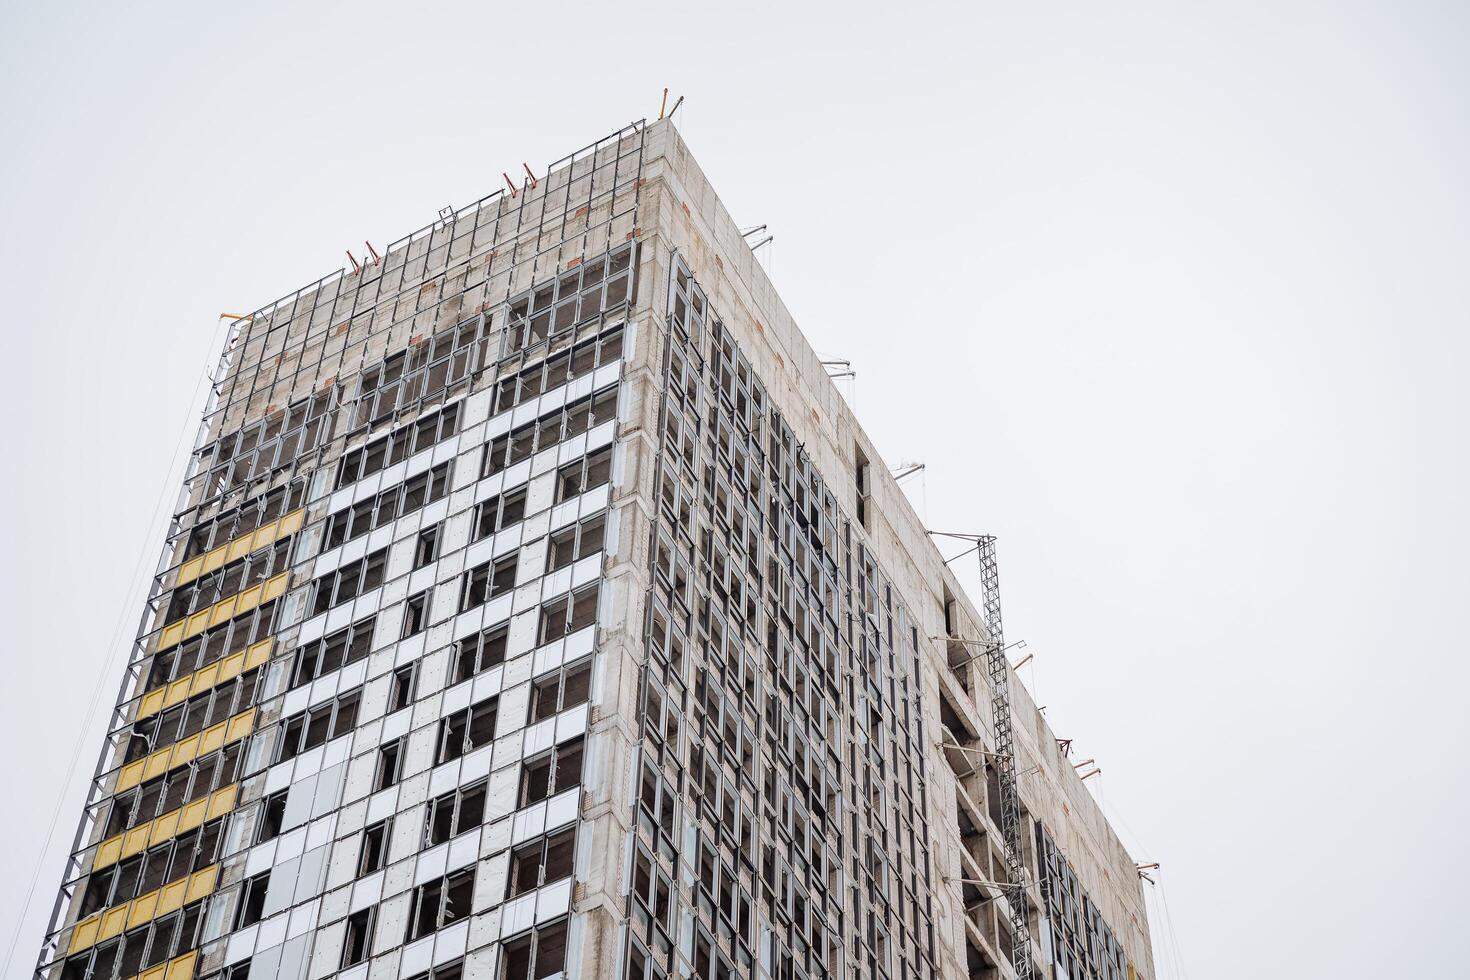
[460,554,518,612]
[528,657,592,723]
[436,697,499,764]
[498,918,569,980]
[336,402,461,490]
[255,790,288,844]
[554,445,613,503]
[290,617,375,689]
[234,872,270,929]
[424,779,489,847]
[359,817,392,876]
[325,461,452,548]
[508,826,576,898]
[473,487,528,541]
[341,906,376,968]
[519,737,585,808]
[402,589,432,638]
[389,663,418,713]
[493,324,625,416]
[311,548,388,616]
[415,525,441,568]
[406,866,476,942]
[277,689,361,762]
[125,668,260,763]
[452,622,509,684]
[482,385,619,478]
[545,512,607,573]
[537,584,600,643]
[374,736,406,791]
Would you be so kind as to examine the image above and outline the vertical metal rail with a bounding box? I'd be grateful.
[31,310,248,980]
[977,535,1033,980]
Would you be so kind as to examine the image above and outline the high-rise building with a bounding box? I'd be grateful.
[36,119,1155,980]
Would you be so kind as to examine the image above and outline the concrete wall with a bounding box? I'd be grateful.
[631,120,1155,978]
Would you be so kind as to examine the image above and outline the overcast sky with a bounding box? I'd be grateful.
[2,2,1465,977]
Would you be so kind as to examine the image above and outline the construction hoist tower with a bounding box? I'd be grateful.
[978,535,1032,980]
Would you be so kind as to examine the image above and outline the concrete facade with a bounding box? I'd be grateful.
[38,119,1153,980]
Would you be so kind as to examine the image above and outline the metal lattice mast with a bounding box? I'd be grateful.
[978,535,1033,980]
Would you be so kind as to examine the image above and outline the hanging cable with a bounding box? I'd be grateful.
[0,316,230,980]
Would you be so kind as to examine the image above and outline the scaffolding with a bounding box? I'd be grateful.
[977,535,1032,980]
[932,531,1032,980]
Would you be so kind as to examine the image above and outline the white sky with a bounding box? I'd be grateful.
[1,2,1465,977]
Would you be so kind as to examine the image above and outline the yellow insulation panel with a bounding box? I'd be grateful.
[115,708,255,794]
[91,783,238,873]
[68,866,218,955]
[166,950,199,980]
[136,638,271,722]
[135,949,197,980]
[175,509,303,587]
[158,571,287,650]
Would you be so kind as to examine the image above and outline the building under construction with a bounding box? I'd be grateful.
[36,117,1156,980]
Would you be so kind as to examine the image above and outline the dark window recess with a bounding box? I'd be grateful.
[509,827,576,897]
[452,623,508,684]
[403,590,431,638]
[325,462,452,548]
[404,962,462,980]
[402,962,463,980]
[546,513,606,572]
[359,819,391,876]
[481,386,618,477]
[554,446,612,503]
[337,403,461,490]
[80,899,205,980]
[630,843,674,932]
[537,585,599,643]
[493,325,625,415]
[499,919,569,980]
[436,697,498,764]
[235,872,270,928]
[638,761,681,846]
[375,738,406,792]
[342,908,374,967]
[529,659,592,723]
[406,867,475,941]
[291,617,375,689]
[425,781,488,847]
[461,555,517,612]
[519,738,585,807]
[389,663,417,713]
[256,791,288,843]
[277,690,361,761]
[311,549,388,616]
[415,526,441,568]
[473,488,527,541]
